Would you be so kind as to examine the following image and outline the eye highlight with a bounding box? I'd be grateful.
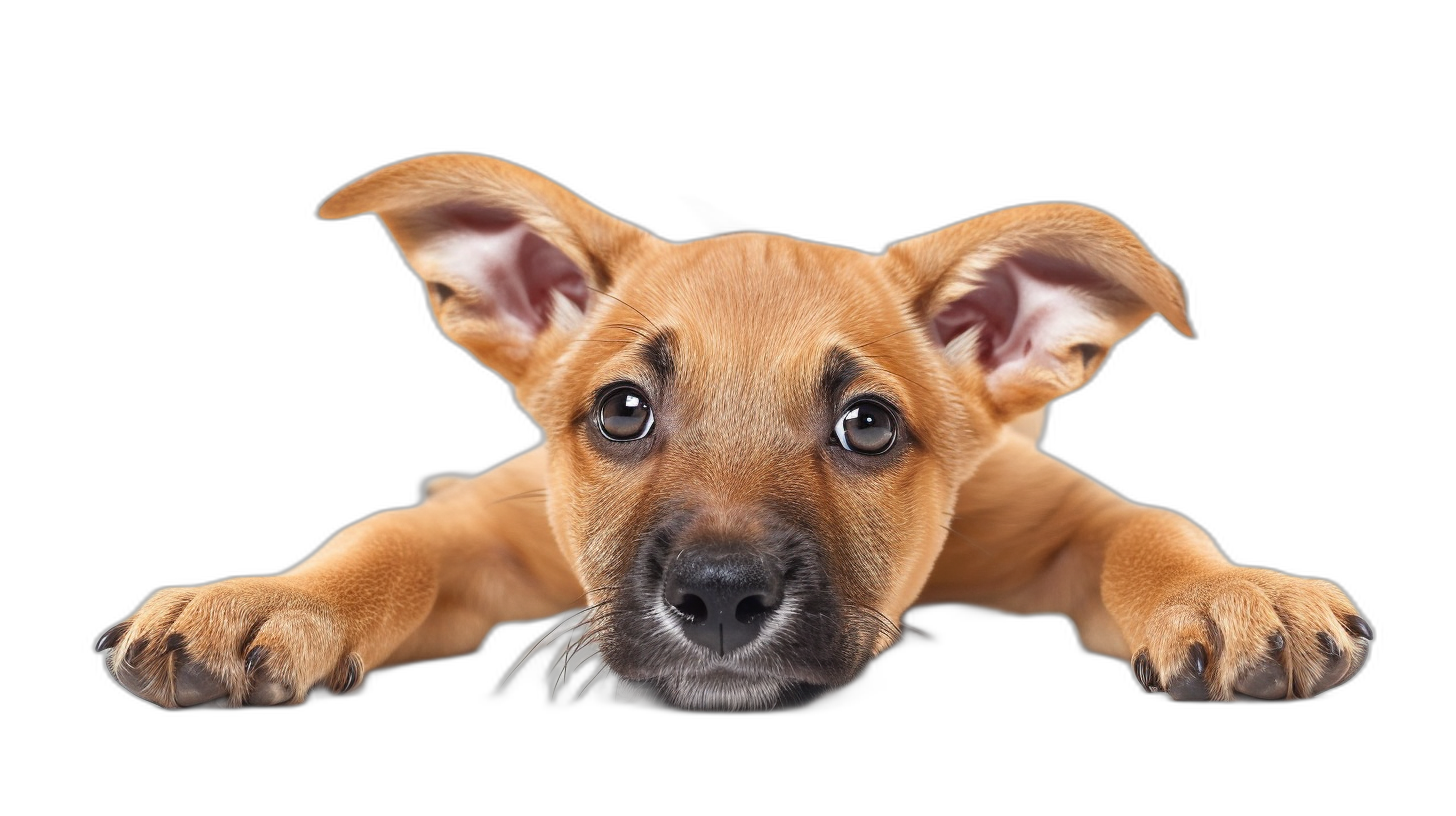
[834,400,897,455]
[597,386,654,441]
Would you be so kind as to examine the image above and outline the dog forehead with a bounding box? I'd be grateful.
[635,233,900,341]
[629,234,905,385]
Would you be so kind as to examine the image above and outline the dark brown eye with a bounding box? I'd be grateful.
[598,386,654,441]
[834,400,897,455]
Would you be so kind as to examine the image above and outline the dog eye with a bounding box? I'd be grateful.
[834,400,897,455]
[598,387,654,441]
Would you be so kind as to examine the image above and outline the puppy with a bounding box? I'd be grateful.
[96,154,1372,709]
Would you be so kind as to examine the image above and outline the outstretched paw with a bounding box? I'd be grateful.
[1129,568,1371,701]
[97,578,364,708]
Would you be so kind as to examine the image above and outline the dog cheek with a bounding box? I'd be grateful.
[550,448,659,598]
[827,458,956,626]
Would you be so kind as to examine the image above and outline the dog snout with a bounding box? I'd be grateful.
[662,545,784,656]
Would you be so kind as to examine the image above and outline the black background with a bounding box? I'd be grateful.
[62,107,1403,757]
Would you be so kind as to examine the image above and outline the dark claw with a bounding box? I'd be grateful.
[1188,643,1208,675]
[95,622,128,652]
[245,645,268,674]
[337,653,362,694]
[1133,650,1158,692]
[1343,615,1374,640]
[166,633,185,653]
[1316,631,1340,657]
[1269,631,1285,652]
[1165,643,1213,701]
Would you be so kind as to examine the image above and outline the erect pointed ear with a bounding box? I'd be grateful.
[319,154,656,385]
[886,203,1193,421]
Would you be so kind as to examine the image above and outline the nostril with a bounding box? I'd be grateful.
[661,546,789,655]
[734,594,777,625]
[672,593,708,623]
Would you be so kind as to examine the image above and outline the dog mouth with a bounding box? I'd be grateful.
[495,609,850,711]
[591,531,891,710]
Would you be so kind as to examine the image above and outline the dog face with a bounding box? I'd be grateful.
[537,236,978,708]
[321,155,1190,709]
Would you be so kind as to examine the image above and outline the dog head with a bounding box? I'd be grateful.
[321,154,1190,709]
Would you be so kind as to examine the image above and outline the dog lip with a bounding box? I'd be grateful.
[646,668,826,711]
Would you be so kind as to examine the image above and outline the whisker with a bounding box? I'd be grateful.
[940,523,992,555]
[551,627,601,699]
[601,322,653,340]
[497,601,609,691]
[901,623,933,640]
[488,488,548,506]
[587,286,660,332]
[850,326,918,351]
[575,659,612,701]
[852,603,903,647]
[860,356,933,393]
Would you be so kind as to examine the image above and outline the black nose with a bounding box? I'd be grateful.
[663,546,784,656]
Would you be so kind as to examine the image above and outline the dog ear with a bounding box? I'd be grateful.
[319,154,655,385]
[886,204,1193,421]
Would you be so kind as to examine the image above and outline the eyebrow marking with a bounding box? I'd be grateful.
[820,346,865,405]
[636,328,677,384]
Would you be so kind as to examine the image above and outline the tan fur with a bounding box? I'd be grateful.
[100,154,1368,707]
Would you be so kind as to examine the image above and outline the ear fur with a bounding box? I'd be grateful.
[887,203,1192,420]
[319,153,654,384]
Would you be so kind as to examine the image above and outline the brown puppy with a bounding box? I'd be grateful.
[96,154,1371,709]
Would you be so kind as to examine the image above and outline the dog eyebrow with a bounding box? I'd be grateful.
[635,328,677,385]
[820,346,865,405]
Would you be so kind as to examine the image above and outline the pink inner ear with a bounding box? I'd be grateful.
[426,205,590,335]
[932,253,1108,370]
[932,268,1016,365]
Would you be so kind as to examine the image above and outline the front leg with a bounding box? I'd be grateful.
[923,432,1373,700]
[1094,508,1371,700]
[97,447,583,707]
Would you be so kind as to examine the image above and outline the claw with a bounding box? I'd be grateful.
[1316,631,1340,657]
[95,622,128,652]
[1343,615,1374,640]
[245,645,268,674]
[336,653,362,694]
[1188,642,1208,675]
[1133,650,1158,692]
[1268,631,1285,652]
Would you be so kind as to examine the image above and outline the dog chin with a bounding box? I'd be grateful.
[645,671,827,711]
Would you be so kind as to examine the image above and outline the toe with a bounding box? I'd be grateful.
[173,656,229,707]
[1165,643,1211,701]
[1233,633,1289,699]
